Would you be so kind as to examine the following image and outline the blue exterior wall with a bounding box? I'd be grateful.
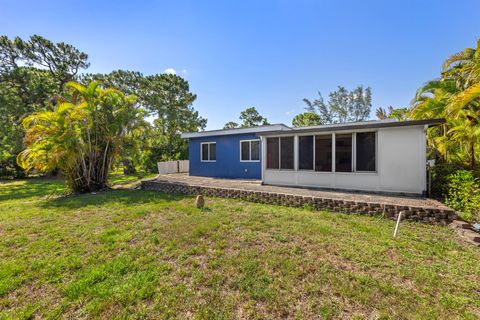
[188,133,261,179]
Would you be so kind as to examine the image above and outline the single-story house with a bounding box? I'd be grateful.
[180,119,445,195]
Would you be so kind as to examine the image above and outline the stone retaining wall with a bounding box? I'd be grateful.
[141,180,457,224]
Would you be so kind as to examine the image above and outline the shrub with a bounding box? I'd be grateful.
[445,170,480,222]
[429,162,462,199]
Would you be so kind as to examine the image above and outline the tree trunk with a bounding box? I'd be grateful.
[67,152,109,193]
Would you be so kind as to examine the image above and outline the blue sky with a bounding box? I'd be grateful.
[2,0,479,129]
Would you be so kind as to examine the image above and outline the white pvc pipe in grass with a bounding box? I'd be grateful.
[393,211,404,238]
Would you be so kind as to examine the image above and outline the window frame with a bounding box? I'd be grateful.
[265,136,295,171]
[239,139,261,162]
[297,133,334,172]
[200,142,216,162]
[296,131,377,174]
[354,131,377,173]
[280,136,294,170]
[298,135,314,171]
[334,133,353,173]
[314,133,333,172]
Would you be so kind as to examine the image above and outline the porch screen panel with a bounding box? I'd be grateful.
[356,132,376,171]
[241,141,250,161]
[315,135,332,171]
[335,134,352,172]
[251,140,260,160]
[266,138,279,169]
[280,137,294,169]
[299,135,314,170]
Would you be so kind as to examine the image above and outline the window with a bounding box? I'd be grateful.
[266,138,279,169]
[315,135,332,172]
[201,142,216,161]
[356,132,376,171]
[268,132,375,173]
[335,134,352,172]
[299,136,314,170]
[251,140,260,160]
[241,141,250,161]
[240,140,260,162]
[266,136,294,170]
[280,137,294,169]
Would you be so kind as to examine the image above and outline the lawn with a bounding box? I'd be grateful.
[0,176,479,319]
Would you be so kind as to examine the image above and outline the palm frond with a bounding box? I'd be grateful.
[442,48,475,72]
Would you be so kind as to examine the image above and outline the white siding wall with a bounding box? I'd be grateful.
[262,125,427,194]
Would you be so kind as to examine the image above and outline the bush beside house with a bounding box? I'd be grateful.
[445,170,480,222]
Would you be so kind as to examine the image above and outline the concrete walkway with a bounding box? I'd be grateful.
[150,173,450,210]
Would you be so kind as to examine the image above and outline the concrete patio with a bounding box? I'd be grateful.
[141,173,456,224]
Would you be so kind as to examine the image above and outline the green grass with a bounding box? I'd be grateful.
[0,176,479,319]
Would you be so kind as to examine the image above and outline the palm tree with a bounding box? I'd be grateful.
[376,107,388,120]
[17,81,142,192]
[411,40,480,168]
[410,79,457,162]
[442,39,480,168]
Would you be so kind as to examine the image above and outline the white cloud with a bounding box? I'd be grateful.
[182,69,188,74]
[164,68,176,75]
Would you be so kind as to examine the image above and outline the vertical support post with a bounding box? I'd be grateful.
[294,134,299,185]
[261,136,266,183]
[332,133,336,173]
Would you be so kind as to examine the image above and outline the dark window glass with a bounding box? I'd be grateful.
[251,140,260,160]
[210,143,216,160]
[241,141,250,161]
[299,136,314,170]
[280,137,294,169]
[315,135,332,171]
[356,132,376,171]
[266,138,279,169]
[201,143,209,161]
[335,134,352,172]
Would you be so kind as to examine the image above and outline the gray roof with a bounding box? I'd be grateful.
[180,123,291,138]
[181,119,445,139]
[255,119,446,136]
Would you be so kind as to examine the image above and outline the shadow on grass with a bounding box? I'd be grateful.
[40,189,190,210]
[0,178,65,202]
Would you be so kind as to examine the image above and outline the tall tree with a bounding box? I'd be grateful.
[224,107,269,128]
[291,112,321,127]
[376,106,409,120]
[81,70,144,96]
[302,86,372,124]
[239,107,269,127]
[223,121,239,129]
[17,81,142,192]
[82,71,206,171]
[0,35,89,176]
[144,74,207,156]
[22,35,89,90]
[0,35,89,91]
